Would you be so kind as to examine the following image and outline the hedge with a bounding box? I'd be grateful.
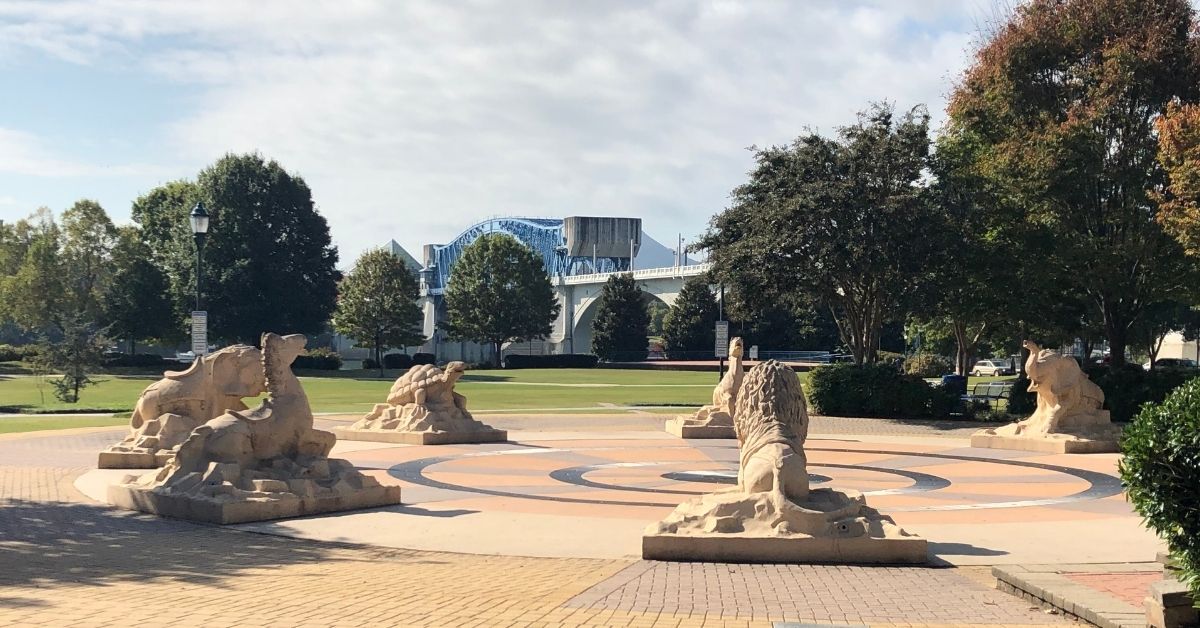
[412,352,436,366]
[383,353,413,370]
[1121,378,1200,601]
[503,354,600,369]
[903,353,954,378]
[807,362,959,418]
[292,347,343,371]
[1085,364,1197,423]
[0,344,38,362]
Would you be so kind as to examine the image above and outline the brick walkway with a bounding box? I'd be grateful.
[0,425,1073,627]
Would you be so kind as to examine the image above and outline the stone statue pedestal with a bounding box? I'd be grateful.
[971,423,1121,454]
[108,459,401,525]
[642,487,926,564]
[334,425,507,445]
[664,416,734,439]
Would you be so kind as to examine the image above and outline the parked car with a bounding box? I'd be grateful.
[970,359,1014,377]
[174,350,196,363]
[1142,358,1197,371]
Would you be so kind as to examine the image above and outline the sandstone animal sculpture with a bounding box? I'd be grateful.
[98,344,265,468]
[971,340,1119,453]
[109,333,401,524]
[665,337,744,438]
[644,360,925,563]
[341,361,505,444]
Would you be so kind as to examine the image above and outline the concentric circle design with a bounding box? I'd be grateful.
[386,444,1123,512]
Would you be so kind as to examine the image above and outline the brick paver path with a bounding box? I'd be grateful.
[0,425,1070,627]
[1064,571,1162,607]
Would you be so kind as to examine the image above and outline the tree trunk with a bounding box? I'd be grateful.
[375,336,383,378]
[128,338,135,355]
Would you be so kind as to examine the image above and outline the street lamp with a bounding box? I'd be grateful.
[189,201,209,311]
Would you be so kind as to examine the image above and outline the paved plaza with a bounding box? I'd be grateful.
[0,414,1163,627]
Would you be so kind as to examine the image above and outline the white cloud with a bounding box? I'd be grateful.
[0,0,983,263]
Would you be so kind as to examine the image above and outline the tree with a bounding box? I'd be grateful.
[444,233,560,367]
[133,155,340,344]
[591,273,650,361]
[333,248,424,375]
[1156,101,1200,255]
[1134,300,1200,368]
[698,102,936,364]
[103,227,178,354]
[0,209,66,335]
[60,199,117,320]
[946,0,1200,365]
[35,312,107,403]
[662,278,718,358]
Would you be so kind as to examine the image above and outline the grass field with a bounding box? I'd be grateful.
[0,415,130,434]
[0,368,738,416]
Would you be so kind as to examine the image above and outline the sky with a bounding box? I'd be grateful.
[0,0,990,268]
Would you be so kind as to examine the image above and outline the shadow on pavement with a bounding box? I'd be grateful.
[0,499,355,588]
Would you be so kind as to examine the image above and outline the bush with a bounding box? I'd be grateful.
[291,347,343,371]
[0,344,38,362]
[383,353,413,370]
[504,354,600,369]
[363,358,380,370]
[100,353,167,368]
[1007,377,1035,415]
[1085,364,1197,423]
[807,362,960,419]
[1121,378,1200,600]
[412,352,436,366]
[903,353,954,378]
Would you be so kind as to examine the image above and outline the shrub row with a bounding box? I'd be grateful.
[503,354,599,369]
[0,344,38,362]
[292,347,343,371]
[807,362,959,419]
[903,353,953,378]
[363,352,434,371]
[1084,364,1197,423]
[101,353,167,367]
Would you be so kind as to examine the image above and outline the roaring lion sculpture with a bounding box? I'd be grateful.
[972,340,1119,453]
[109,333,402,524]
[98,345,265,468]
[644,360,925,563]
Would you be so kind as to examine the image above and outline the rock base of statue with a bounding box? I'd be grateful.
[664,407,736,439]
[970,429,1121,454]
[334,402,507,445]
[664,418,735,439]
[333,426,507,445]
[642,487,926,564]
[108,456,402,524]
[97,450,174,469]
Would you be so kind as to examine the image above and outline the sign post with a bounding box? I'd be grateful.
[749,345,759,361]
[714,320,730,382]
[191,311,208,358]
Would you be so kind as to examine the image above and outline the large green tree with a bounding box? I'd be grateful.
[947,0,1200,365]
[0,209,66,335]
[59,200,117,320]
[333,248,424,374]
[699,102,936,364]
[591,273,650,361]
[103,227,178,354]
[662,277,718,358]
[133,155,341,344]
[443,233,560,367]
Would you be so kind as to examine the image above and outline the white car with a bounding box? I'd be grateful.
[174,351,196,363]
[970,359,1014,377]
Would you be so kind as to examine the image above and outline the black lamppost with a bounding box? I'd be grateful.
[189,202,210,311]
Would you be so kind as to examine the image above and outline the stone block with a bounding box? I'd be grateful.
[108,482,402,525]
[664,419,734,439]
[970,432,1119,454]
[251,479,290,493]
[642,531,927,564]
[333,426,508,445]
[97,450,174,469]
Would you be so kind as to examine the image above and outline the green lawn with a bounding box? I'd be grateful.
[0,415,128,434]
[0,368,735,416]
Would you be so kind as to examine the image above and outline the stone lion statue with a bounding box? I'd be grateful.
[735,359,810,502]
[99,345,266,467]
